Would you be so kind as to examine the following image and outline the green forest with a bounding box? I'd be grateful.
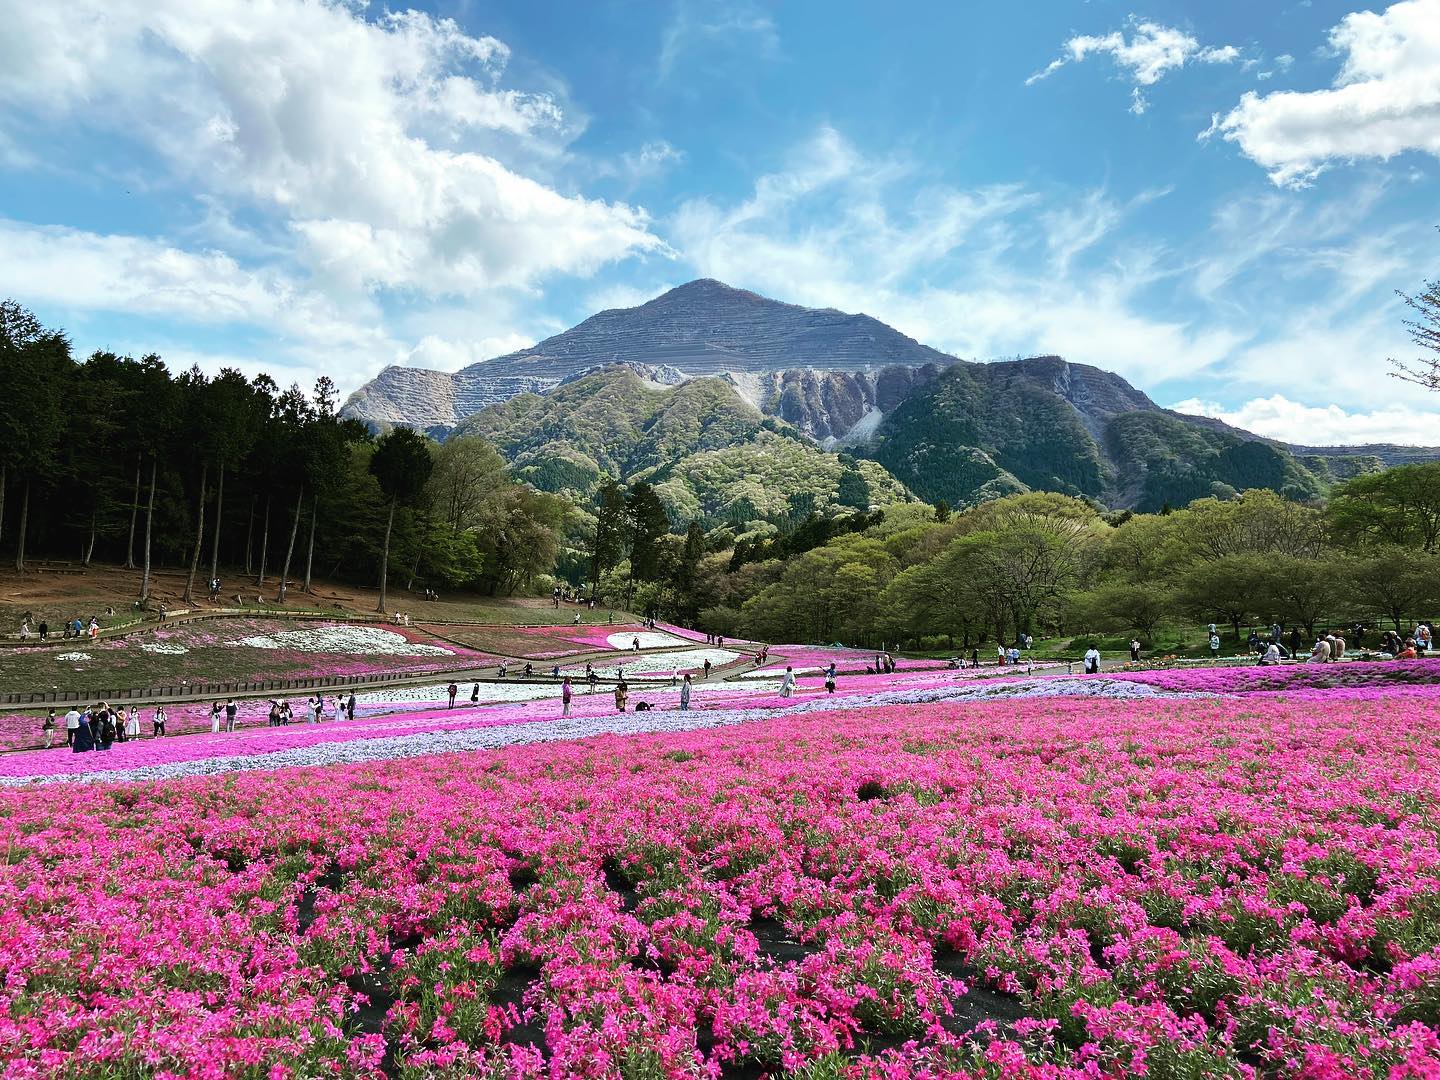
[3,299,1438,649]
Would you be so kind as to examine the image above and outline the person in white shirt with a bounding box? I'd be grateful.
[64,708,81,747]
[779,666,796,697]
[1083,647,1101,674]
[1262,642,1281,665]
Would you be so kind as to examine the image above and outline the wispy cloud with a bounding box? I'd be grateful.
[658,0,779,80]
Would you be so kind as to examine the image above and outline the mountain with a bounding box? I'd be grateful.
[452,364,910,526]
[342,279,1440,512]
[344,279,959,437]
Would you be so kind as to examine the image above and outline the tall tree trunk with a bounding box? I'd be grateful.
[377,499,396,613]
[256,495,271,586]
[277,484,303,604]
[124,457,140,568]
[244,494,256,576]
[183,462,208,605]
[303,491,318,593]
[13,479,29,574]
[0,463,6,545]
[140,458,157,604]
[209,465,225,585]
[83,507,97,566]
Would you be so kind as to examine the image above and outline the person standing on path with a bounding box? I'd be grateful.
[703,658,713,679]
[562,677,573,717]
[680,673,692,711]
[1208,633,1221,660]
[470,682,480,705]
[1130,639,1141,662]
[64,707,80,747]
[779,666,796,698]
[447,682,458,708]
[1083,646,1101,675]
[43,711,56,749]
[225,698,238,732]
[71,710,95,753]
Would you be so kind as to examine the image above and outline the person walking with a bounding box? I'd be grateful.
[64,706,80,747]
[446,682,458,708]
[703,658,713,679]
[969,647,979,668]
[561,677,573,717]
[779,666,796,698]
[1083,646,1101,675]
[824,663,837,694]
[1208,633,1221,660]
[679,673,692,711]
[153,705,167,737]
[43,710,56,749]
[37,620,48,642]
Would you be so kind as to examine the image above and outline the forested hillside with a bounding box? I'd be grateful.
[453,366,910,525]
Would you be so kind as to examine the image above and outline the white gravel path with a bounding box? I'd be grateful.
[4,677,1189,786]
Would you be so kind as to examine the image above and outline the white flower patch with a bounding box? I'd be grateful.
[140,643,188,655]
[354,682,558,706]
[605,631,689,650]
[233,625,453,656]
[56,653,92,662]
[564,649,741,679]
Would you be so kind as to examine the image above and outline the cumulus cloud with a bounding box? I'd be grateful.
[0,1,661,298]
[1028,17,1242,114]
[1209,0,1440,186]
[1172,395,1440,446]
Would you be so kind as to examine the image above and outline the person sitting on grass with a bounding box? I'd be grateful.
[1261,640,1282,665]
[1397,638,1419,660]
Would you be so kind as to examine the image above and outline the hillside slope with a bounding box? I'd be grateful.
[452,365,911,525]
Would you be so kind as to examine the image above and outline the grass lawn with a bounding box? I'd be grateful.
[0,618,491,696]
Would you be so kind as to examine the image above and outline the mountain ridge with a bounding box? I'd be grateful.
[341,279,1440,511]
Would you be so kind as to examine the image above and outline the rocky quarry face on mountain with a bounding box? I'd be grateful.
[342,279,1438,516]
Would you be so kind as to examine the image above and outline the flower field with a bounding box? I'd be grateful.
[0,618,493,694]
[3,661,1440,1076]
[420,624,694,659]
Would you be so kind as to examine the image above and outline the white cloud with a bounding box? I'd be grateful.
[1028,17,1242,113]
[1212,0,1440,186]
[585,282,678,312]
[1172,395,1440,446]
[0,0,661,297]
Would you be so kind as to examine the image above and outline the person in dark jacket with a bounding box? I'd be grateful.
[71,711,96,753]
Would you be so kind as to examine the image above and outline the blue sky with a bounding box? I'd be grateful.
[1,0,1438,443]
